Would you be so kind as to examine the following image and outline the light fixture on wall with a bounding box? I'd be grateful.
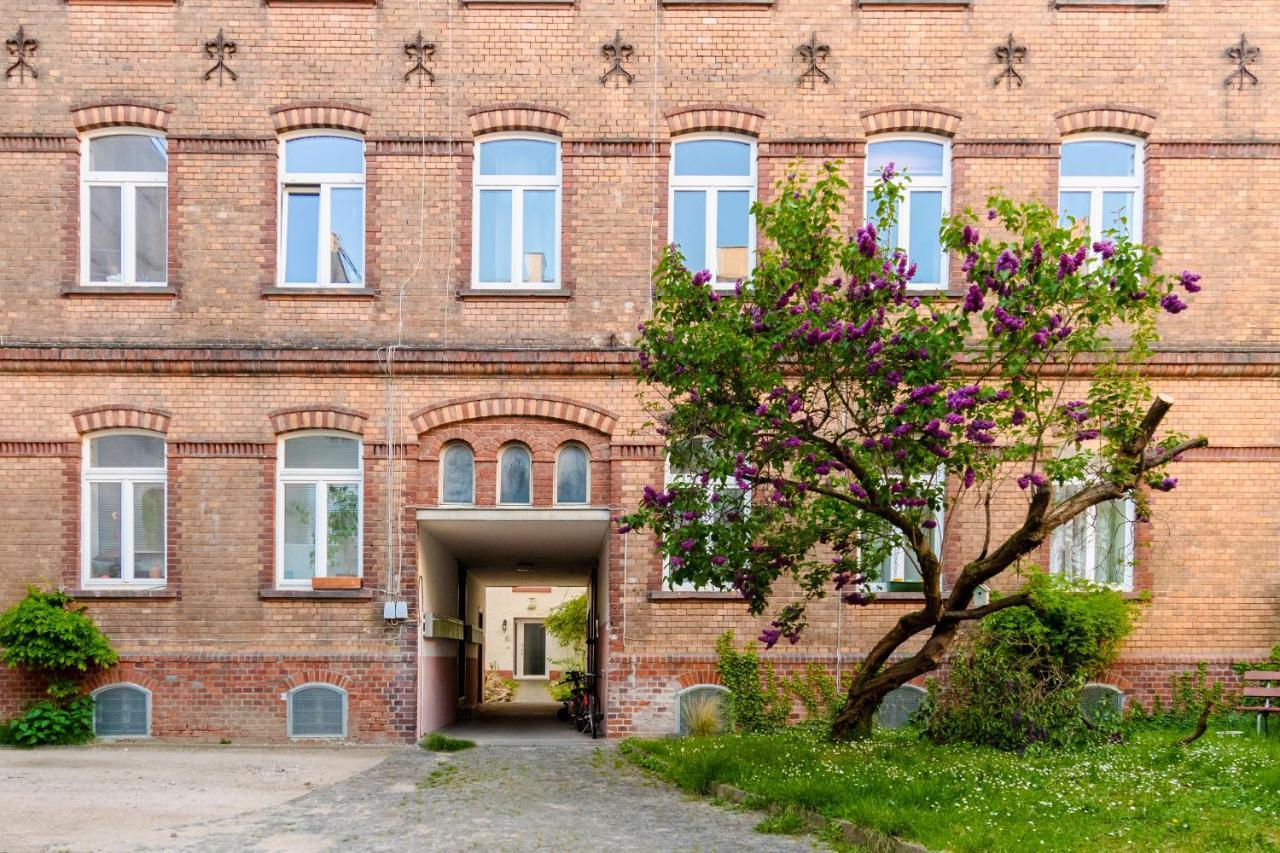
[527,597,536,611]
[501,619,508,634]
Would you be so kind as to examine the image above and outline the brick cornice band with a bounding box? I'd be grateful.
[269,406,369,435]
[71,101,171,133]
[468,104,570,136]
[1055,104,1157,138]
[665,104,766,137]
[411,394,618,435]
[270,102,372,135]
[71,404,173,434]
[860,104,962,137]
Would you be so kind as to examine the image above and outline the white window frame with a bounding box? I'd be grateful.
[863,133,951,291]
[91,683,152,739]
[439,442,476,506]
[868,468,945,591]
[497,442,534,506]
[1058,133,1144,244]
[276,130,366,288]
[668,132,758,289]
[661,451,746,592]
[286,682,348,739]
[1049,491,1135,592]
[79,129,168,287]
[275,431,364,588]
[471,132,563,289]
[553,443,590,506]
[80,429,167,588]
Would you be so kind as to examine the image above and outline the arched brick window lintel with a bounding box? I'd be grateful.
[71,100,172,133]
[665,103,766,137]
[468,103,569,136]
[269,406,369,436]
[1055,105,1157,139]
[410,394,618,437]
[860,104,962,138]
[270,101,372,135]
[71,405,173,435]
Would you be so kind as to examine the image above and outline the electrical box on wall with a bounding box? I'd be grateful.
[383,600,408,621]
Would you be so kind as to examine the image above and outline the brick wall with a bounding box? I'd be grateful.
[0,0,1277,740]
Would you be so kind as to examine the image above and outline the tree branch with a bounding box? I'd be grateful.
[942,591,1032,622]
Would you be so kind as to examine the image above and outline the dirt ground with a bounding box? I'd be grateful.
[0,743,393,852]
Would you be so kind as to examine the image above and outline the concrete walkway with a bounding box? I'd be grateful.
[178,744,825,852]
[440,699,587,745]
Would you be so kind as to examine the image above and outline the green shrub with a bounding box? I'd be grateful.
[715,631,790,733]
[1,696,95,747]
[1126,662,1235,732]
[419,731,476,752]
[0,587,117,746]
[925,575,1135,751]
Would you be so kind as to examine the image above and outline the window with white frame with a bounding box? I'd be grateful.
[662,442,744,592]
[498,443,533,505]
[1049,484,1134,591]
[277,433,362,586]
[279,134,365,287]
[1058,136,1143,243]
[473,134,561,288]
[92,683,151,738]
[287,683,347,738]
[869,470,944,589]
[440,443,475,505]
[554,443,589,505]
[82,432,167,586]
[864,135,950,289]
[81,132,168,286]
[669,135,756,287]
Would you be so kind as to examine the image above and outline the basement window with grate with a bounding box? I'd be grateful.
[93,683,151,738]
[287,684,348,738]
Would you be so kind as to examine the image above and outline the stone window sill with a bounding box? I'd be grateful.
[858,0,970,7]
[264,0,377,6]
[662,0,772,6]
[63,286,177,299]
[462,0,576,5]
[1055,0,1165,7]
[71,588,176,600]
[457,287,573,300]
[262,287,377,300]
[66,0,175,5]
[259,587,374,600]
[649,590,740,601]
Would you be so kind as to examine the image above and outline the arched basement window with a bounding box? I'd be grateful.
[1080,683,1126,726]
[440,443,476,505]
[498,444,532,505]
[874,684,926,730]
[554,444,589,505]
[287,683,348,738]
[93,683,151,738]
[675,684,729,736]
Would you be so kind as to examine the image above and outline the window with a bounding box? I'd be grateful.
[662,442,744,592]
[473,135,561,288]
[1079,683,1126,726]
[669,136,756,287]
[674,684,729,736]
[875,684,926,730]
[440,443,475,505]
[80,132,168,286]
[871,471,944,589]
[82,432,166,586]
[1049,484,1134,591]
[864,135,950,289]
[278,134,365,287]
[1059,135,1143,243]
[554,444,589,505]
[276,433,362,586]
[498,444,533,505]
[92,684,151,738]
[287,683,347,738]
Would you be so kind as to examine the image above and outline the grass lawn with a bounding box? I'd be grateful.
[622,726,1280,851]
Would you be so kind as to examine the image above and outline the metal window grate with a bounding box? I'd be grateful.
[289,685,346,737]
[94,685,149,737]
[676,685,728,736]
[875,685,926,730]
[1080,684,1125,726]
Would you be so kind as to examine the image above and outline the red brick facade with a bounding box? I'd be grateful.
[0,0,1277,741]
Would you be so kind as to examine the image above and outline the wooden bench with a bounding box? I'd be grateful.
[1238,671,1280,735]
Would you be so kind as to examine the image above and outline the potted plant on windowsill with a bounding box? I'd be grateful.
[312,576,362,590]
[887,580,925,593]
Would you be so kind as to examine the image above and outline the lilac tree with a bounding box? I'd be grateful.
[619,161,1205,740]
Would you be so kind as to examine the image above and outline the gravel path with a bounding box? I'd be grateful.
[170,744,825,852]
